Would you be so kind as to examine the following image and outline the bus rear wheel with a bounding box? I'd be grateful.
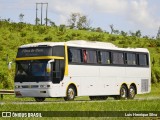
[34,97,45,102]
[119,85,128,99]
[64,85,76,101]
[128,86,136,99]
[114,85,128,100]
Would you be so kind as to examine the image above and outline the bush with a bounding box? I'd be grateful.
[44,36,52,41]
[87,34,104,41]
[38,27,47,34]
[152,67,160,83]
[20,32,27,37]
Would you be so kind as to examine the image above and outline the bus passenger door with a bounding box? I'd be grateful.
[52,60,64,84]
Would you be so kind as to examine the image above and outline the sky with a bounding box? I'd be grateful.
[0,0,160,37]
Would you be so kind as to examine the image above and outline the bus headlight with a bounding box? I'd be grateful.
[15,85,21,89]
[40,85,50,88]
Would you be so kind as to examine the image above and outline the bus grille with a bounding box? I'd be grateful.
[141,79,149,92]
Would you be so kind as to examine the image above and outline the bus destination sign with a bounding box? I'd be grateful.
[17,47,52,57]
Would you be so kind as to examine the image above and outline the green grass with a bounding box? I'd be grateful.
[0,84,160,111]
[1,99,160,111]
[0,80,159,120]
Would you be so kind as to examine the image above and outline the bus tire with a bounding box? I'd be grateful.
[128,86,136,99]
[34,97,45,102]
[119,85,128,100]
[64,85,76,101]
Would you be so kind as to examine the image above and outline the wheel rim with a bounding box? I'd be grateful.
[130,87,135,98]
[120,87,126,98]
[68,88,74,99]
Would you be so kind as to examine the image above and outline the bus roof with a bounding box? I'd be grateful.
[19,40,149,53]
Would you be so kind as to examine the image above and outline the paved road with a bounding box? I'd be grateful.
[0,97,160,104]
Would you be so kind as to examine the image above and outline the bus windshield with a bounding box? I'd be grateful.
[15,60,50,82]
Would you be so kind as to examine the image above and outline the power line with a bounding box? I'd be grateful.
[36,3,48,26]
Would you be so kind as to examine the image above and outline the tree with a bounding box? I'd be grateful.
[121,31,127,37]
[77,15,90,30]
[49,21,56,27]
[129,31,135,36]
[113,30,120,35]
[109,24,114,34]
[44,18,50,26]
[19,13,24,22]
[129,30,141,38]
[68,13,79,29]
[68,13,90,30]
[135,30,141,38]
[156,27,160,39]
[35,18,40,25]
[95,27,103,32]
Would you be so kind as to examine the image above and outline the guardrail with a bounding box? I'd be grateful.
[0,90,15,99]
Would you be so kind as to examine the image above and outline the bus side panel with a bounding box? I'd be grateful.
[68,65,99,96]
[68,65,126,96]
[125,67,151,94]
[99,66,126,95]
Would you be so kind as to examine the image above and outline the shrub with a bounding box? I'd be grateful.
[87,34,104,41]
[152,67,160,83]
[44,36,52,41]
[20,32,27,37]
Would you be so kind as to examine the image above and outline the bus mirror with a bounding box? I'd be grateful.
[46,59,54,73]
[46,63,51,73]
[8,62,12,70]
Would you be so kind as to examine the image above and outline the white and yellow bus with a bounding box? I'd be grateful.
[14,40,151,102]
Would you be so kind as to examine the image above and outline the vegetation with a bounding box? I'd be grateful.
[0,18,160,89]
[0,84,160,119]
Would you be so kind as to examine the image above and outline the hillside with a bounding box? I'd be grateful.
[0,20,160,89]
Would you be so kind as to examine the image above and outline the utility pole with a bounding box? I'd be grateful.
[36,3,48,26]
[36,3,38,25]
[46,3,48,26]
[41,3,43,25]
[157,27,160,39]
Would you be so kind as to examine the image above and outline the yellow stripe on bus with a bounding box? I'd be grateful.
[64,44,68,76]
[16,56,64,61]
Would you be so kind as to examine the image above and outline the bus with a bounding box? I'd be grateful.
[14,40,151,102]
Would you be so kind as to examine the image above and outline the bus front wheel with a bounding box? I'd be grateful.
[34,97,45,102]
[64,85,76,101]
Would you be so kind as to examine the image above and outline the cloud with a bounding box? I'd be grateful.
[127,0,160,30]
[48,0,83,24]
[47,0,128,24]
[1,0,159,36]
[92,0,128,14]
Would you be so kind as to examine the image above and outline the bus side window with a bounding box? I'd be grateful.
[83,50,87,63]
[68,49,72,62]
[126,53,136,65]
[97,51,101,63]
[112,52,124,65]
[68,48,82,63]
[138,54,148,66]
[101,51,111,64]
[87,50,97,64]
